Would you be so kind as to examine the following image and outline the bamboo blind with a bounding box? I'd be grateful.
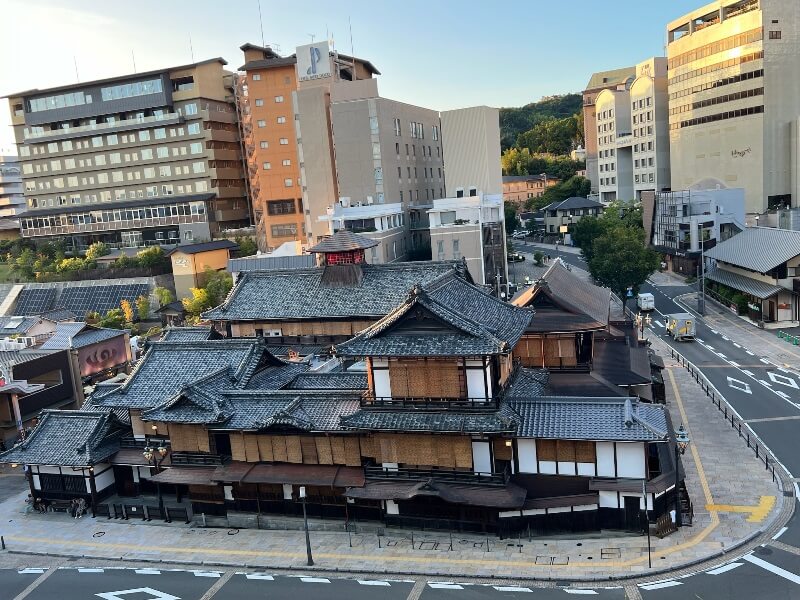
[230,433,246,462]
[285,437,303,463]
[372,434,472,468]
[359,436,376,459]
[493,438,513,461]
[330,437,347,464]
[244,435,260,462]
[169,424,199,452]
[576,441,596,462]
[301,437,318,464]
[257,436,274,462]
[556,440,576,461]
[315,437,334,464]
[537,439,557,461]
[344,438,361,466]
[272,436,288,462]
[389,359,464,398]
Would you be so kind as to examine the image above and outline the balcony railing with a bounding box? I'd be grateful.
[365,465,510,486]
[170,451,226,466]
[360,394,499,411]
[23,113,183,141]
[119,436,171,449]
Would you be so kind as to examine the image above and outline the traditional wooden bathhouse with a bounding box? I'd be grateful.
[202,230,470,343]
[0,249,683,533]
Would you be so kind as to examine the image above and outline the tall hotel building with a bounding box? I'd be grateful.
[667,0,800,214]
[7,59,248,251]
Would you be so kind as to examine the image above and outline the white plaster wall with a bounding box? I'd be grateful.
[557,461,576,476]
[539,461,557,475]
[91,465,114,492]
[373,369,391,398]
[466,368,486,399]
[616,442,646,479]
[599,490,619,508]
[596,442,616,476]
[472,441,492,475]
[577,462,596,476]
[517,439,537,473]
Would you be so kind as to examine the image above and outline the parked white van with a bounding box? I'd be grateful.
[637,292,655,311]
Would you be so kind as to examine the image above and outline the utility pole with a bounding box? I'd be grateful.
[698,224,706,315]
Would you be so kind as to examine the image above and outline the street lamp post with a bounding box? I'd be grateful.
[698,224,706,316]
[143,443,169,518]
[642,478,652,568]
[635,312,652,341]
[674,424,691,527]
[299,486,314,566]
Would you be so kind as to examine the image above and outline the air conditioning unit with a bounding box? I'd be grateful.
[339,197,351,207]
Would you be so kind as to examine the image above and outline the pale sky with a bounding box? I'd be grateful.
[0,0,703,149]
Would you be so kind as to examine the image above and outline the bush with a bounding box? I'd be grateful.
[533,251,544,267]
[732,293,749,315]
[154,286,175,307]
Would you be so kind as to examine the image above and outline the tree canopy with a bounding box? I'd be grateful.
[501,149,586,181]
[588,227,660,304]
[500,94,582,150]
[182,267,233,321]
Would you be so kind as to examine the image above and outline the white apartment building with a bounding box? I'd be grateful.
[0,154,25,218]
[666,0,800,214]
[594,58,670,202]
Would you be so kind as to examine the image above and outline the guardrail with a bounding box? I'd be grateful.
[668,345,779,484]
[365,465,509,486]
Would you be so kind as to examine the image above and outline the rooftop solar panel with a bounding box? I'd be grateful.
[59,284,150,317]
[14,288,57,316]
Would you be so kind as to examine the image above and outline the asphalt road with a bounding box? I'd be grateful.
[0,568,624,599]
[514,241,800,599]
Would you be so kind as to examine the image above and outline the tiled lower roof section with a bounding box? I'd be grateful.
[339,408,517,433]
[345,479,527,509]
[0,409,128,466]
[508,396,668,442]
[285,372,368,390]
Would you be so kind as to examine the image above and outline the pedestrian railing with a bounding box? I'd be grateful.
[668,346,780,485]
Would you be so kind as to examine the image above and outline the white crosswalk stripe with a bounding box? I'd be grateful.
[640,580,682,590]
[743,553,800,585]
[706,562,743,575]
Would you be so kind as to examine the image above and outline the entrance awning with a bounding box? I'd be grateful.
[523,492,598,510]
[149,467,216,485]
[345,479,527,509]
[241,463,365,488]
[211,461,253,483]
[706,268,784,300]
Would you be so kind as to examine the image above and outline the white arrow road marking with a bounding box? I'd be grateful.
[711,329,719,334]
[95,588,180,600]
[768,372,799,389]
[640,580,682,590]
[706,345,715,350]
[706,563,743,575]
[742,554,800,585]
[728,377,752,394]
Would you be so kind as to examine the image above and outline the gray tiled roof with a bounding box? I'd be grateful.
[504,368,550,397]
[336,276,532,357]
[308,230,379,253]
[40,323,125,350]
[0,349,57,374]
[340,409,517,433]
[160,326,215,342]
[285,372,367,390]
[166,239,237,256]
[210,392,361,431]
[705,267,784,299]
[553,197,605,211]
[0,316,39,334]
[0,409,128,466]
[229,254,315,273]
[705,227,800,273]
[202,261,466,321]
[507,396,668,442]
[517,259,610,328]
[91,339,269,409]
[40,308,77,322]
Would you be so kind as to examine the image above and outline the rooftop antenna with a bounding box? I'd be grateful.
[257,0,265,47]
[348,16,357,80]
[131,50,137,73]
[73,56,80,82]
[308,33,316,42]
[189,34,195,63]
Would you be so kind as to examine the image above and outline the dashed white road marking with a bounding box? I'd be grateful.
[734,342,742,348]
[761,358,771,364]
[77,568,105,573]
[18,568,45,574]
[654,320,665,328]
[429,582,465,589]
[722,335,731,341]
[244,573,274,580]
[742,553,800,585]
[134,569,161,575]
[776,391,792,400]
[759,380,773,388]
[564,590,599,595]
[696,337,705,343]
[746,350,755,355]
[358,580,391,586]
[300,577,331,583]
[493,585,534,592]
[717,352,727,358]
[191,571,221,578]
[743,370,755,377]
[730,361,741,367]
[640,580,682,590]
[706,562,743,575]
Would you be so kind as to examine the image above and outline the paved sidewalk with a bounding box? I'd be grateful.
[0,352,785,582]
[677,293,800,372]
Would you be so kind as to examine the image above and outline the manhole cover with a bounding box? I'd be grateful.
[755,546,774,556]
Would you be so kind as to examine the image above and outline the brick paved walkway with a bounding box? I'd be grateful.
[0,344,785,581]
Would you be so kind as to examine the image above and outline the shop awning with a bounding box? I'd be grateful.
[149,467,216,485]
[345,479,526,509]
[211,461,254,483]
[241,463,365,488]
[706,268,785,300]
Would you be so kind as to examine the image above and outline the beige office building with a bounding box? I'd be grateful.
[667,0,800,214]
